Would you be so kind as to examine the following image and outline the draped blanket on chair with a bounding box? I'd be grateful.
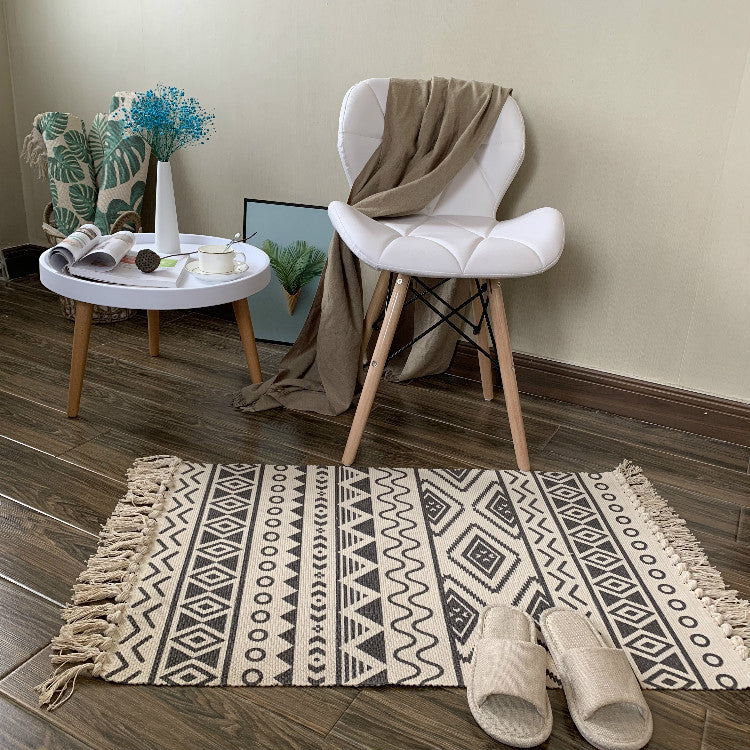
[234,78,510,416]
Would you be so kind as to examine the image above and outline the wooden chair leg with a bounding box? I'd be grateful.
[361,270,391,363]
[486,279,530,470]
[67,301,93,418]
[471,286,494,401]
[343,273,410,465]
[232,298,263,384]
[147,310,159,357]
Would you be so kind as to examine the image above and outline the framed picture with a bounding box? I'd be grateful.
[242,198,333,343]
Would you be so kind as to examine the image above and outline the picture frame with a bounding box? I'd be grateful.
[242,198,333,343]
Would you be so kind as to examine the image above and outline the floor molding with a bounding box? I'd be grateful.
[449,343,750,446]
[1,244,46,279]
[1,243,46,255]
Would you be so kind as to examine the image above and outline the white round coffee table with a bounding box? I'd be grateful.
[39,233,271,417]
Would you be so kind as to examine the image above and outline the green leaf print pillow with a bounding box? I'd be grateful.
[88,92,151,233]
[35,112,97,236]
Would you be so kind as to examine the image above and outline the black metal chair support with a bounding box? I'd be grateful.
[369,275,500,367]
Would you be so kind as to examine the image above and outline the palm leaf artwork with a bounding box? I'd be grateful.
[54,206,79,236]
[64,130,90,161]
[69,183,97,217]
[39,112,69,140]
[47,144,85,183]
[95,180,146,232]
[48,179,58,210]
[99,120,148,190]
[88,113,107,177]
[262,239,326,314]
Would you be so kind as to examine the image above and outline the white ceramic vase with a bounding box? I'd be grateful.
[155,160,180,254]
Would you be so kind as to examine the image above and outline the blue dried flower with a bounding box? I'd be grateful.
[120,84,215,162]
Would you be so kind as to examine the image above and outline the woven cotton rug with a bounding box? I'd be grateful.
[39,457,750,708]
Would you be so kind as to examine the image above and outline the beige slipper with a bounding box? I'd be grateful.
[467,605,553,747]
[540,608,653,750]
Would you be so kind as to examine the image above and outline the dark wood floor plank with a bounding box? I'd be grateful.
[0,578,61,679]
[628,689,705,750]
[58,425,337,483]
[664,690,750,750]
[0,649,358,750]
[702,709,750,750]
[415,373,750,473]
[0,694,93,750]
[1,301,545,471]
[328,686,502,750]
[0,391,106,457]
[694,543,750,600]
[0,286,274,385]
[358,406,522,468]
[522,392,750,473]
[0,325,473,473]
[0,496,97,605]
[543,426,750,508]
[737,507,749,545]
[328,686,707,750]
[649,483,740,543]
[0,279,186,328]
[1,276,748,750]
[0,436,123,534]
[4,277,748,471]
[364,377,559,449]
[369,399,556,453]
[0,322,234,413]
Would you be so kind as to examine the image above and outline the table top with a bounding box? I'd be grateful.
[39,233,271,310]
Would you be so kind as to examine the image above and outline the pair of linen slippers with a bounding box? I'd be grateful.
[468,605,653,750]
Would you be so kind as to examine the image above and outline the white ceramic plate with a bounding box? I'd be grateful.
[185,259,250,283]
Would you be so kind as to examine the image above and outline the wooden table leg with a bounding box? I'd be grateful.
[147,310,159,357]
[232,298,263,384]
[67,301,93,418]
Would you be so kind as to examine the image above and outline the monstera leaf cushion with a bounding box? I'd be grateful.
[28,92,150,237]
[33,112,98,236]
[88,92,150,233]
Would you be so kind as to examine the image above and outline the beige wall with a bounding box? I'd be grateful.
[5,0,749,401]
[0,0,26,247]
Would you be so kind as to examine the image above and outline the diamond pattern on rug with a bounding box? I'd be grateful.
[45,460,748,700]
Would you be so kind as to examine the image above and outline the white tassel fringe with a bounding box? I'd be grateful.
[614,460,750,664]
[36,455,182,710]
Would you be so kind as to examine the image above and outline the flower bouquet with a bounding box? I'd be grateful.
[121,85,215,253]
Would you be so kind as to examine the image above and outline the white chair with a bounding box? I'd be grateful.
[328,79,565,469]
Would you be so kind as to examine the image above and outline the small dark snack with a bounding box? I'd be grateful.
[135,249,162,273]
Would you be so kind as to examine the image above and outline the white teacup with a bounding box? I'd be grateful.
[196,245,245,274]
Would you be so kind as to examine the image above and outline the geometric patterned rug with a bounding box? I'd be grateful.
[38,457,750,708]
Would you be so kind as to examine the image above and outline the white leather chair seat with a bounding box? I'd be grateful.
[328,201,565,278]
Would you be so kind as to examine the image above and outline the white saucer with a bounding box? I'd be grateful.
[185,259,250,283]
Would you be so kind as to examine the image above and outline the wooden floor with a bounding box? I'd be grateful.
[0,274,748,750]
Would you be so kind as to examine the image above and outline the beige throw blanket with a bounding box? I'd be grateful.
[234,78,509,416]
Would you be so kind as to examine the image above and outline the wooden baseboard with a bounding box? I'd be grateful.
[1,244,46,279]
[1,243,46,254]
[449,343,750,447]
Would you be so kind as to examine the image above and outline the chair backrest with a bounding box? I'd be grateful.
[337,78,525,217]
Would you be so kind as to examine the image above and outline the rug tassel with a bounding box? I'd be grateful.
[36,664,94,710]
[20,124,48,180]
[615,460,750,662]
[36,455,182,710]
